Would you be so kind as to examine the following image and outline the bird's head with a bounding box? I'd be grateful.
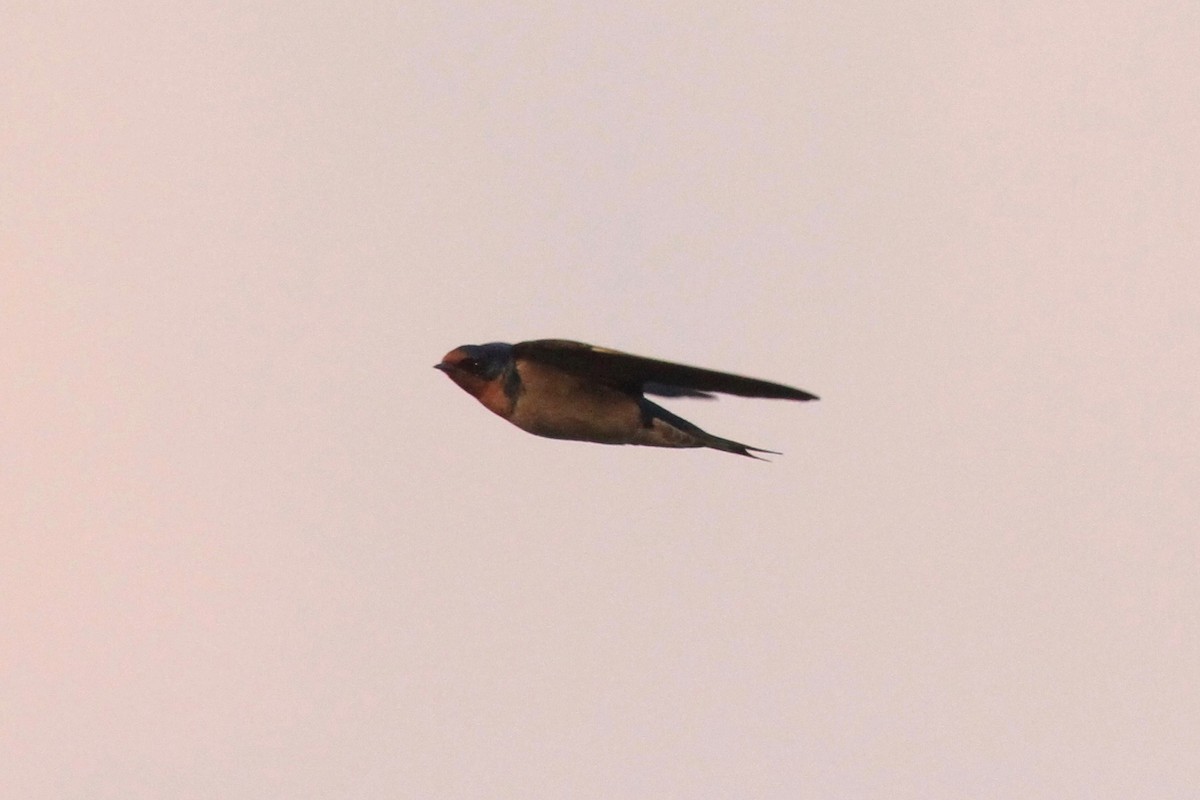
[434,342,514,399]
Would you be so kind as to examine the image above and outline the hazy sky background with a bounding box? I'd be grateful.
[4,3,1198,798]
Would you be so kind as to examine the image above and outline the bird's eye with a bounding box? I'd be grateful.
[460,358,480,372]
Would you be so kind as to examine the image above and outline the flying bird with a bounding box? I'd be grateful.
[435,339,818,459]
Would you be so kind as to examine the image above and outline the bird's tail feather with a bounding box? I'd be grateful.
[637,400,780,460]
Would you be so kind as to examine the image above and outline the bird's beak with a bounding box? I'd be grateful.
[433,363,450,372]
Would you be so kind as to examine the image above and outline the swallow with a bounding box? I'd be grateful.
[434,339,817,459]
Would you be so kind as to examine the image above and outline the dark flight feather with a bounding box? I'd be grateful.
[512,339,819,401]
[642,383,717,399]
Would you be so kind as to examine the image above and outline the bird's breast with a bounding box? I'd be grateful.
[507,364,641,444]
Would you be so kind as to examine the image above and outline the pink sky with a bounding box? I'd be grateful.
[4,3,1198,798]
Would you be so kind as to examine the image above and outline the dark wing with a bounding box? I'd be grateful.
[513,339,819,401]
[643,383,717,399]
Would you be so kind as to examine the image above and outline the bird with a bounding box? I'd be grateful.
[434,339,818,460]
